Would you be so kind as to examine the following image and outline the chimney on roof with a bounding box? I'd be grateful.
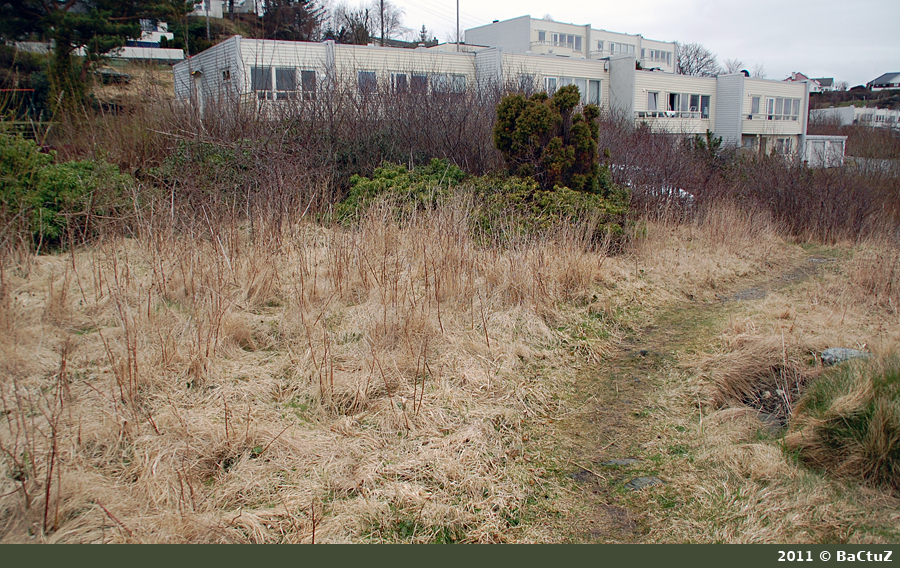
[493,19,499,23]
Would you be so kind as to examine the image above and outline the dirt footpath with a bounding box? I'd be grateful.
[544,254,833,543]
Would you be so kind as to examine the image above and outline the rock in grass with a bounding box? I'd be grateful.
[602,458,641,466]
[624,476,664,491]
[821,348,871,366]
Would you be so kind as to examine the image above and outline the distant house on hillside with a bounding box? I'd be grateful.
[867,72,900,91]
[72,20,184,63]
[189,0,256,19]
[811,77,834,92]
[190,0,223,19]
[785,72,823,92]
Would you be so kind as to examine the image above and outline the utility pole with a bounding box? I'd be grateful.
[205,0,211,41]
[380,0,385,46]
[456,0,459,52]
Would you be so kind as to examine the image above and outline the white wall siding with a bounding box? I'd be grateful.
[714,74,744,146]
[173,35,243,106]
[741,78,807,136]
[502,52,608,103]
[475,48,503,90]
[804,135,846,167]
[465,16,531,53]
[333,45,474,76]
[810,106,855,126]
[608,55,636,119]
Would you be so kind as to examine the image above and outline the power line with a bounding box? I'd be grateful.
[399,0,482,30]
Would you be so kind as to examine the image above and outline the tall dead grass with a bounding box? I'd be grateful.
[0,197,617,542]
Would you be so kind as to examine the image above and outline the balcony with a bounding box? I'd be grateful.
[531,41,581,53]
[746,114,799,121]
[637,110,707,119]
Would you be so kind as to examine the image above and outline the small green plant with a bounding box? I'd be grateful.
[335,158,466,221]
[0,134,132,249]
[333,158,629,242]
[787,356,900,489]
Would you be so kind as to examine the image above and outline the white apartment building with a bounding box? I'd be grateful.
[175,36,476,112]
[465,16,677,74]
[811,106,900,129]
[189,0,257,19]
[175,28,815,160]
[190,0,224,20]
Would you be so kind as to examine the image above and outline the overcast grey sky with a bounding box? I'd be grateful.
[393,0,900,87]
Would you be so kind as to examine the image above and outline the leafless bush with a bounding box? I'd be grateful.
[596,114,900,244]
[42,71,503,244]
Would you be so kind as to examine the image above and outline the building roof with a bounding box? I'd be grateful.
[784,72,811,82]
[812,77,834,87]
[868,72,900,86]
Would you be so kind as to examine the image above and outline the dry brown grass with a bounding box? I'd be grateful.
[0,200,621,543]
[2,194,897,543]
[634,228,900,543]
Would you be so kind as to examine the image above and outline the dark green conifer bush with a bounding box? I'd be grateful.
[493,85,608,195]
[0,134,131,249]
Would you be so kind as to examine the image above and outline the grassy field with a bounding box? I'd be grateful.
[1,198,897,542]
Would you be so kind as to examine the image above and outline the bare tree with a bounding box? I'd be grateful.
[446,28,463,45]
[751,63,767,79]
[370,0,409,45]
[329,3,374,44]
[675,42,722,77]
[835,80,849,91]
[723,58,745,74]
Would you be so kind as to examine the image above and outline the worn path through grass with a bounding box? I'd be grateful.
[533,252,830,543]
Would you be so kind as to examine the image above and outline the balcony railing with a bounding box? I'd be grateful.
[746,114,799,121]
[531,40,580,51]
[637,110,708,119]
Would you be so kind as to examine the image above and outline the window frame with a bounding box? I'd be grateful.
[545,76,558,94]
[300,69,316,100]
[588,79,601,105]
[358,70,378,96]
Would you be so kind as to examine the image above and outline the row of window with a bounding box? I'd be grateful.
[537,31,584,52]
[774,137,793,154]
[641,49,672,66]
[645,91,711,118]
[859,114,898,123]
[517,75,602,105]
[596,41,636,55]
[750,96,801,121]
[741,136,795,155]
[251,67,317,100]
[382,71,467,95]
[249,66,468,98]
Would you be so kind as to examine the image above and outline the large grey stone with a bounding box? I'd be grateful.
[821,347,871,366]
[624,476,664,491]
[601,458,641,466]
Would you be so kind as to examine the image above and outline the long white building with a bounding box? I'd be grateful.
[465,15,677,74]
[174,16,826,161]
[811,106,900,129]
